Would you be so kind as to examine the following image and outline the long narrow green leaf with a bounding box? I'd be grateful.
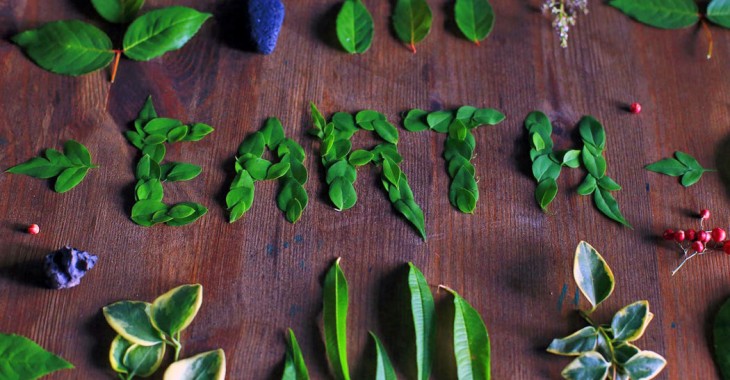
[282,329,309,380]
[408,263,435,380]
[441,286,490,380]
[370,333,397,380]
[323,258,350,380]
[336,0,374,54]
[609,0,699,29]
[454,0,495,44]
[392,0,433,52]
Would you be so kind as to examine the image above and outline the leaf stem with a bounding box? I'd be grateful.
[700,19,713,60]
[171,335,182,361]
[111,50,122,83]
[409,42,417,54]
[672,250,700,276]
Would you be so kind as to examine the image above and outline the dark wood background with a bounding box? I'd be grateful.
[1,0,729,378]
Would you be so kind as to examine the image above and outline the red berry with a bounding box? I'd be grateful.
[663,229,675,240]
[724,241,730,255]
[692,241,705,253]
[630,102,642,114]
[700,209,711,220]
[27,224,39,235]
[713,228,727,242]
[675,230,686,242]
[698,230,711,243]
[686,229,697,241]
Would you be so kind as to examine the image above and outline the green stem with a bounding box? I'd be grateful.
[171,336,182,361]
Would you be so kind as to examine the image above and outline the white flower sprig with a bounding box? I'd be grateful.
[542,0,588,48]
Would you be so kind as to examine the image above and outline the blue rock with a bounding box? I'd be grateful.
[43,246,98,289]
[248,0,285,54]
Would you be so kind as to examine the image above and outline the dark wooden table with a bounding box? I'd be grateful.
[2,0,729,379]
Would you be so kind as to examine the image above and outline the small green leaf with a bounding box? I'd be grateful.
[454,0,495,44]
[164,202,207,226]
[262,117,287,149]
[238,132,267,157]
[0,333,74,379]
[135,179,164,201]
[560,351,611,380]
[323,258,350,380]
[150,284,203,337]
[408,263,435,380]
[392,0,432,52]
[110,335,132,375]
[645,157,688,176]
[609,0,700,29]
[282,329,309,380]
[373,120,399,144]
[329,177,357,211]
[12,20,114,75]
[55,167,90,193]
[708,0,730,28]
[581,147,606,179]
[714,296,730,379]
[370,333,397,380]
[394,198,427,240]
[142,144,166,163]
[597,176,622,191]
[561,150,581,169]
[611,301,653,342]
[348,150,374,166]
[472,108,505,126]
[92,0,144,23]
[6,157,64,179]
[547,326,598,356]
[167,204,196,219]
[577,175,597,196]
[131,200,168,226]
[136,155,161,181]
[163,349,226,380]
[267,161,292,180]
[382,157,402,186]
[403,109,430,132]
[137,96,158,123]
[681,169,704,187]
[244,158,274,180]
[532,134,545,151]
[336,0,374,54]
[103,301,164,346]
[278,180,309,223]
[574,241,615,311]
[622,351,667,380]
[441,286,490,380]
[123,6,212,61]
[123,341,166,378]
[167,125,190,143]
[614,342,641,364]
[64,140,93,165]
[594,188,631,227]
[578,116,606,150]
[427,110,454,133]
[310,102,327,130]
[327,160,357,184]
[184,123,215,141]
[145,118,184,136]
[160,162,202,182]
[536,178,558,212]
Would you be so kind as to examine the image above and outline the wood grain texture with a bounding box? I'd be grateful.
[1,0,729,378]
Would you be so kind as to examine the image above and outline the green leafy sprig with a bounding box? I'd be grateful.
[225,117,309,223]
[6,140,98,193]
[336,0,375,54]
[310,103,427,240]
[392,0,433,53]
[12,5,211,82]
[403,106,506,214]
[454,0,495,45]
[282,329,310,380]
[610,0,730,59]
[547,242,666,380]
[125,96,213,227]
[0,333,74,379]
[645,151,715,187]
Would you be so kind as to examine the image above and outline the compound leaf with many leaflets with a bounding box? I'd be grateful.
[0,333,74,380]
[6,140,98,193]
[645,151,713,187]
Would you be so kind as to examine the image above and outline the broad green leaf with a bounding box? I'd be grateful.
[373,120,399,144]
[597,176,622,191]
[131,200,168,226]
[244,157,273,180]
[12,20,114,75]
[560,150,581,169]
[323,258,350,380]
[392,0,432,52]
[536,178,558,212]
[164,202,207,226]
[6,157,64,179]
[167,204,196,219]
[55,167,90,193]
[329,177,357,211]
[103,301,164,346]
[614,342,640,364]
[547,326,598,356]
[144,134,167,145]
[160,162,202,182]
[332,112,358,136]
[123,6,212,61]
[472,108,505,126]
[123,342,166,377]
[163,349,226,380]
[714,296,730,379]
[136,155,161,181]
[708,0,730,28]
[145,118,184,136]
[0,333,74,380]
[594,188,632,228]
[681,169,704,187]
[561,351,611,380]
[285,199,304,224]
[454,0,495,44]
[327,160,357,184]
[403,109,430,132]
[674,151,704,170]
[142,143,166,163]
[277,180,309,223]
[408,263,435,380]
[167,125,190,143]
[336,0,374,54]
[644,158,687,176]
[64,140,93,165]
[282,329,309,380]
[110,335,132,374]
[574,241,615,311]
[427,110,454,133]
[609,0,700,29]
[92,0,144,23]
[456,106,478,123]
[370,333,397,380]
[441,286,490,380]
[382,157,402,186]
[581,147,607,179]
[622,351,667,380]
[578,116,606,150]
[612,301,653,342]
[262,117,286,149]
[267,162,292,180]
[238,132,266,157]
[185,123,215,141]
[577,175,597,196]
[532,155,561,182]
[348,150,374,166]
[150,284,202,338]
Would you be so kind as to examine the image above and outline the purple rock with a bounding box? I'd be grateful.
[248,0,285,54]
[43,246,98,289]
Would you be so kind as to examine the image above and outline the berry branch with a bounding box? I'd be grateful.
[662,209,729,275]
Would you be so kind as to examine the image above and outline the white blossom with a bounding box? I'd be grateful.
[542,0,588,48]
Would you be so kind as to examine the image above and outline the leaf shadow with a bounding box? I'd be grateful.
[83,310,116,372]
[714,134,730,200]
[352,333,377,379]
[0,244,47,289]
[215,156,238,222]
[312,2,343,52]
[705,295,726,379]
[66,0,102,22]
[376,264,418,378]
[215,0,258,52]
[440,1,462,41]
[432,292,457,379]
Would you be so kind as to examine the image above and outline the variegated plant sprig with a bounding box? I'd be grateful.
[403,105,506,214]
[309,103,427,240]
[547,242,666,380]
[103,284,226,380]
[225,117,309,223]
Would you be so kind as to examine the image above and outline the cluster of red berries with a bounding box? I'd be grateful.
[663,209,730,275]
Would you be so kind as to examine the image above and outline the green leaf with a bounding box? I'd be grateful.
[122,341,166,377]
[581,147,607,179]
[310,102,327,130]
[348,150,374,166]
[612,301,653,342]
[327,160,357,184]
[614,342,640,365]
[674,151,704,170]
[92,0,144,23]
[64,140,93,165]
[55,167,90,193]
[561,150,581,169]
[392,0,432,52]
[532,155,561,182]
[323,258,350,380]
[145,118,184,136]
[123,6,212,61]
[160,162,202,182]
[594,188,632,227]
[547,326,598,356]
[427,110,454,133]
[164,202,207,226]
[137,96,158,124]
[103,301,164,346]
[336,0,374,54]
[267,161,292,180]
[150,284,203,337]
[644,158,688,176]
[708,0,730,28]
[184,123,215,141]
[142,143,166,163]
[536,178,558,212]
[227,171,255,223]
[0,333,74,380]
[7,140,96,192]
[261,117,286,149]
[278,181,309,223]
[577,175,597,196]
[472,108,505,126]
[244,157,273,180]
[163,349,226,380]
[532,134,545,151]
[282,329,309,380]
[574,241,615,312]
[609,0,700,29]
[330,177,357,211]
[382,157,402,186]
[110,335,132,375]
[373,120,399,144]
[408,263,435,380]
[560,352,611,380]
[681,169,704,187]
[135,179,164,201]
[167,204,196,219]
[238,132,266,157]
[403,109,430,132]
[454,0,495,44]
[714,296,730,379]
[394,198,427,240]
[369,333,397,380]
[12,20,114,75]
[441,286,490,380]
[131,199,167,226]
[622,351,667,380]
[7,157,64,179]
[578,116,606,150]
[597,176,622,191]
[136,155,161,181]
[167,125,189,143]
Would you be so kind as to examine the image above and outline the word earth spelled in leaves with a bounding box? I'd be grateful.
[12,3,210,82]
[103,284,225,379]
[610,0,730,59]
[278,259,491,379]
[6,140,98,193]
[547,241,666,380]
